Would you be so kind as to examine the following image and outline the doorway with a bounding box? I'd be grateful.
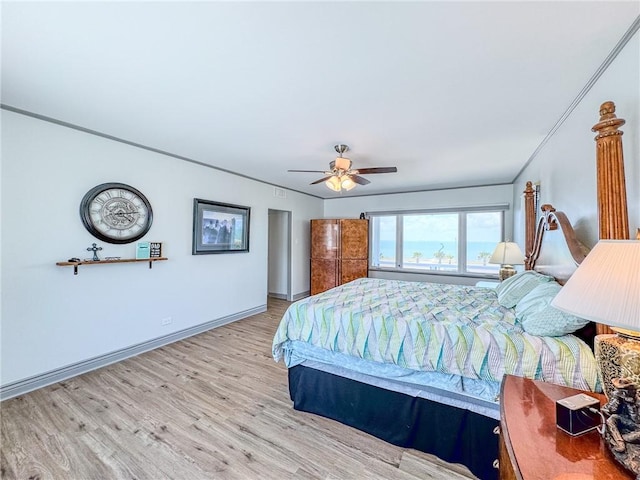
[267,209,292,301]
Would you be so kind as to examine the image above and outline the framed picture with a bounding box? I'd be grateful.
[192,199,250,254]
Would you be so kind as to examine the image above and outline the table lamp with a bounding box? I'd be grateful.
[552,240,640,476]
[489,241,524,281]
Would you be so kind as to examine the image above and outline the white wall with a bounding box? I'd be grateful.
[513,30,639,248]
[0,110,323,387]
[324,184,514,285]
[268,209,289,297]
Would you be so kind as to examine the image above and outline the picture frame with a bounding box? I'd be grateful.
[192,199,250,254]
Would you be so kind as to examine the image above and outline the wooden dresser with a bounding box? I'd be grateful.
[310,219,368,295]
[499,375,632,480]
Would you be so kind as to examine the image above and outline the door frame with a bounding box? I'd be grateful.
[267,209,293,301]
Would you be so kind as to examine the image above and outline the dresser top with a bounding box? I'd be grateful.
[500,375,632,480]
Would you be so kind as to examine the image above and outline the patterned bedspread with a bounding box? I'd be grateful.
[272,278,599,392]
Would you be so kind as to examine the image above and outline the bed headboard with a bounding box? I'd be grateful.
[521,202,596,348]
[522,101,630,337]
[525,204,587,284]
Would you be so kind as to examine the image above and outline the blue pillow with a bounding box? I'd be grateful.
[516,282,590,336]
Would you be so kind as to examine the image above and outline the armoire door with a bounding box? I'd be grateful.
[311,220,339,259]
[310,259,338,295]
[340,259,368,285]
[340,219,368,259]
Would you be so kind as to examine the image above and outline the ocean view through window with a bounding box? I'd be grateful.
[369,207,505,277]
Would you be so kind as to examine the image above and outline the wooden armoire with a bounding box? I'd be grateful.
[310,219,369,295]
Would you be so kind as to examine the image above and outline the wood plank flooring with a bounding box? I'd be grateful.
[1,298,476,480]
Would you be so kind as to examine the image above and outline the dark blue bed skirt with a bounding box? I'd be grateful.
[288,365,499,480]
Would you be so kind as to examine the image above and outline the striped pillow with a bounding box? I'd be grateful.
[496,270,553,308]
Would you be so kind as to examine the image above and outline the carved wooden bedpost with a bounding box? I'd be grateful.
[592,101,628,336]
[592,101,629,240]
[523,181,536,270]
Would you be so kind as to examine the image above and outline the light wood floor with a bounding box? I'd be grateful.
[1,298,476,480]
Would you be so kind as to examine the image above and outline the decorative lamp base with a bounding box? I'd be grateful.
[498,265,516,281]
[597,333,640,477]
[601,377,640,478]
[595,333,640,399]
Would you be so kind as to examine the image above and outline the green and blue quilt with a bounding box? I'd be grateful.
[272,278,599,392]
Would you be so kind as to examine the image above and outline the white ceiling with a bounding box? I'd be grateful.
[2,1,638,198]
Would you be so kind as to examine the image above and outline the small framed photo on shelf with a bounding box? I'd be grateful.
[136,241,151,259]
[149,242,163,258]
[192,199,250,255]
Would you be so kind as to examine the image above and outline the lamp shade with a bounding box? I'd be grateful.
[552,240,640,330]
[489,242,524,265]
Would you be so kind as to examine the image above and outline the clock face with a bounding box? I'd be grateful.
[80,183,153,244]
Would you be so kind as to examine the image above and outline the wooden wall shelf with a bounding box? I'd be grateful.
[56,257,168,275]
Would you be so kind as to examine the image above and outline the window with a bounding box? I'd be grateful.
[369,207,505,276]
[403,213,458,271]
[370,215,396,268]
[466,212,502,275]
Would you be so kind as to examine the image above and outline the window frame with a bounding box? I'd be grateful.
[368,205,508,279]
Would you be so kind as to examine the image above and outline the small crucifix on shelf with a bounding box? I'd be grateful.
[86,243,103,261]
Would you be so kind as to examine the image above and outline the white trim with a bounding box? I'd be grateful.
[268,292,288,300]
[292,291,310,301]
[515,14,640,180]
[365,204,510,217]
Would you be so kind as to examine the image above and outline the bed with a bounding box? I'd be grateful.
[272,102,630,480]
[271,207,596,480]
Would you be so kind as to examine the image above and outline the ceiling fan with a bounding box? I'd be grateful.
[288,144,398,192]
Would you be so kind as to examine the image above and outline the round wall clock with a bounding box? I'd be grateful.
[79,182,153,244]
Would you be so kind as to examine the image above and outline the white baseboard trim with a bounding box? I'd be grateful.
[267,292,287,300]
[269,291,309,301]
[0,304,267,401]
[292,291,310,301]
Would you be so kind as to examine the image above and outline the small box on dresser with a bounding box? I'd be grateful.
[556,393,600,436]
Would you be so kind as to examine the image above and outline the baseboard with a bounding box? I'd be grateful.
[292,291,310,301]
[268,292,288,300]
[268,291,309,301]
[0,304,267,401]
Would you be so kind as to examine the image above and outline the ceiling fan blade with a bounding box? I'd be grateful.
[288,169,327,173]
[310,175,334,185]
[354,167,398,174]
[350,175,371,185]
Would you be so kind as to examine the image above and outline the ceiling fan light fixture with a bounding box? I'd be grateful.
[325,176,342,192]
[341,176,356,191]
[293,143,396,192]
